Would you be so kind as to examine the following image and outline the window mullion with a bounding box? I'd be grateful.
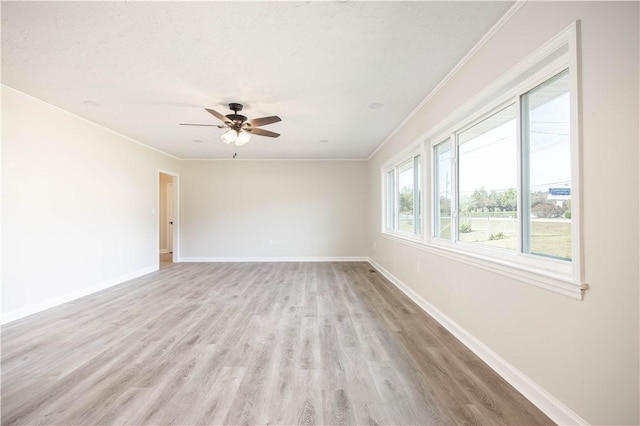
[520,93,531,254]
[451,134,458,244]
[390,169,395,231]
[394,167,400,231]
[414,155,420,235]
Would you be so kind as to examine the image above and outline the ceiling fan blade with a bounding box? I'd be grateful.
[205,108,231,123]
[247,127,280,138]
[179,123,221,127]
[247,116,281,127]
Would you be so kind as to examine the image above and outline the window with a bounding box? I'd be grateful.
[384,152,421,236]
[458,103,518,251]
[433,139,452,239]
[522,70,572,260]
[382,25,584,298]
[433,68,572,260]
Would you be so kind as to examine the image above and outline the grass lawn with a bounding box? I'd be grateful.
[452,216,571,259]
[399,219,414,233]
[530,220,572,259]
[401,216,571,260]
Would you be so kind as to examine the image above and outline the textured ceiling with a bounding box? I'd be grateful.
[1,1,514,159]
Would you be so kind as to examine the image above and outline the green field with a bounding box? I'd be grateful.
[399,218,415,233]
[443,217,571,259]
[400,215,571,260]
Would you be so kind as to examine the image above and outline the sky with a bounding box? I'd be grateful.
[441,91,571,198]
[399,72,571,206]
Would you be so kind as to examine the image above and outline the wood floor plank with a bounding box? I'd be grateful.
[368,360,421,425]
[1,261,554,425]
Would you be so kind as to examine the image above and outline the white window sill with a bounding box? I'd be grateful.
[382,229,423,243]
[380,232,586,300]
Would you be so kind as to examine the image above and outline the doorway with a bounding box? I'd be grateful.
[159,171,178,265]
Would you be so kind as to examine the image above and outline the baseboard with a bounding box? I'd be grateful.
[367,258,588,426]
[1,265,158,325]
[179,256,369,262]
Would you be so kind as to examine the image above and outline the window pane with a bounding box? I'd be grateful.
[398,159,414,233]
[523,70,571,260]
[458,103,518,250]
[434,140,452,239]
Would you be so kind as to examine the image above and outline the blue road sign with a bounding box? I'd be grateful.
[549,188,570,196]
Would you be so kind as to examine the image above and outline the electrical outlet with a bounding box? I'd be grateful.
[268,239,273,246]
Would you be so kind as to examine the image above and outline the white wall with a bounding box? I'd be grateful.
[1,87,180,322]
[367,2,639,425]
[180,160,367,259]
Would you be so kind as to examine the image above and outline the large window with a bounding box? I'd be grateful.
[433,69,572,260]
[382,25,583,298]
[384,153,421,236]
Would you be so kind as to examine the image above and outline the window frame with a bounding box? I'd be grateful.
[433,137,453,241]
[380,23,585,299]
[429,68,574,272]
[382,146,423,239]
[454,100,519,253]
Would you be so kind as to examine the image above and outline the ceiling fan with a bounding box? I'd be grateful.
[180,103,281,146]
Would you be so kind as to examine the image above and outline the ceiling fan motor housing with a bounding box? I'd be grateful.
[226,113,247,123]
[226,103,246,124]
[228,102,243,112]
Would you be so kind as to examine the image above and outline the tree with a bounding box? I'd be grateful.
[471,186,490,212]
[530,191,548,206]
[488,190,499,211]
[532,202,563,218]
[499,188,517,212]
[439,196,451,216]
[399,186,413,214]
[530,191,557,217]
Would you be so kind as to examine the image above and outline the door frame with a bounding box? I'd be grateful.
[158,169,180,264]
[166,182,174,254]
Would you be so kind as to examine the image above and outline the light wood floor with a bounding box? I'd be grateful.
[160,252,173,267]
[1,261,553,425]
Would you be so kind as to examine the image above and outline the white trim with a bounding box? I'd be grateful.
[1,265,158,325]
[367,1,527,161]
[367,258,589,426]
[158,169,180,264]
[180,158,369,162]
[179,256,368,263]
[381,142,422,171]
[568,22,584,283]
[1,85,180,160]
[381,232,584,300]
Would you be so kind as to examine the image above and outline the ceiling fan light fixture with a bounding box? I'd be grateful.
[235,130,251,146]
[185,103,280,145]
[221,129,237,144]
